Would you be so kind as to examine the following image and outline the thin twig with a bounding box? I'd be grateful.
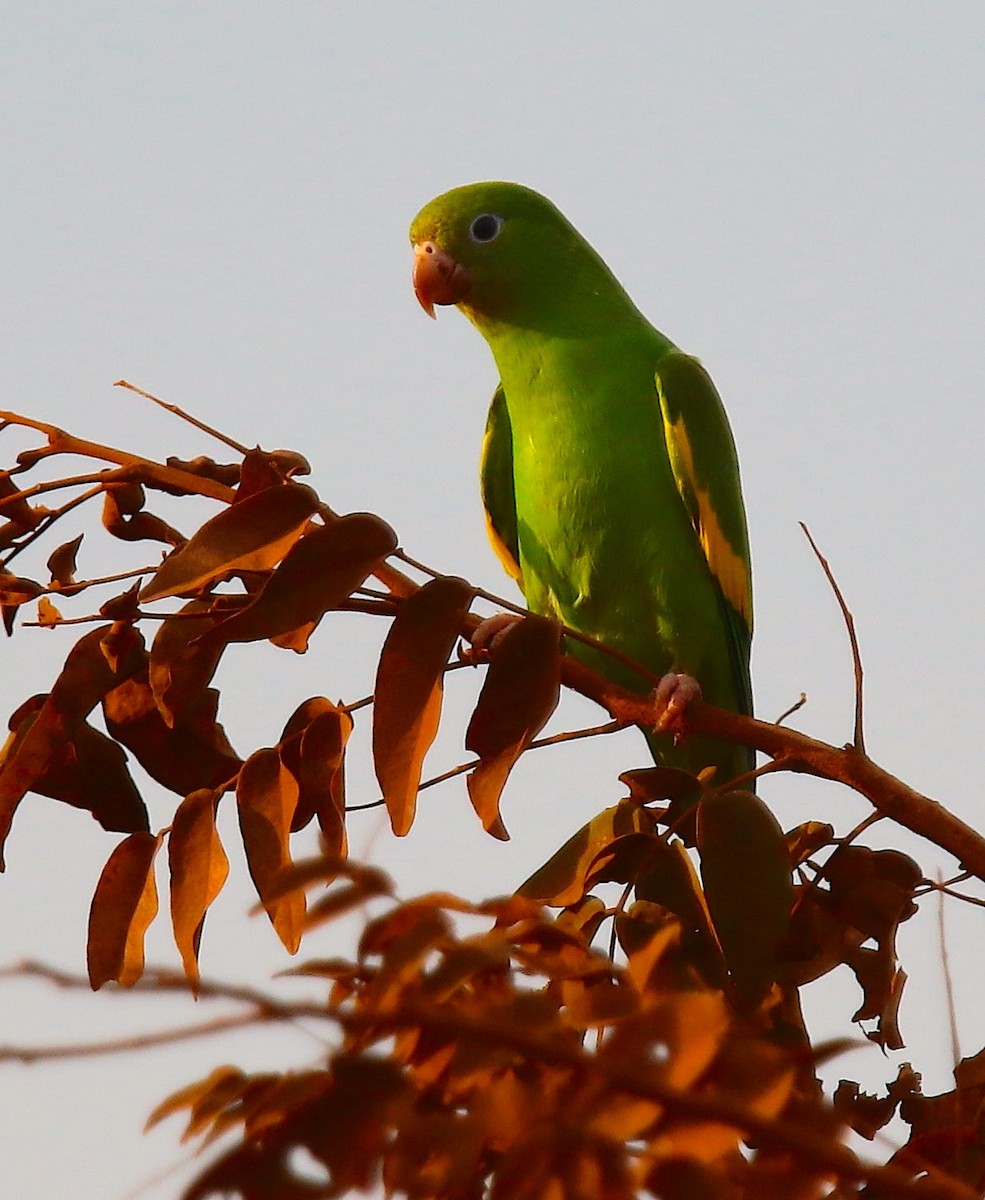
[392,548,441,578]
[0,469,114,516]
[2,485,103,568]
[114,380,249,455]
[836,811,886,847]
[937,869,962,1071]
[800,523,866,754]
[923,887,985,910]
[775,693,808,725]
[42,565,157,594]
[345,719,627,813]
[0,1011,266,1062]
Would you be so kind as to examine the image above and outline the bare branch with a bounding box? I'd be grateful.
[556,652,985,884]
[114,380,249,454]
[775,692,808,725]
[800,522,866,753]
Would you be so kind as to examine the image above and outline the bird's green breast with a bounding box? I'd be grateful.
[488,326,731,693]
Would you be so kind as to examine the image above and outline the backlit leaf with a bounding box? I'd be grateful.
[635,838,721,954]
[138,481,319,603]
[301,708,352,854]
[697,789,794,1003]
[36,596,61,626]
[102,482,184,546]
[0,626,147,868]
[237,746,304,953]
[518,801,653,906]
[149,599,228,727]
[169,788,229,991]
[87,830,162,988]
[465,614,561,840]
[197,512,398,648]
[373,575,474,836]
[103,670,241,796]
[46,533,84,592]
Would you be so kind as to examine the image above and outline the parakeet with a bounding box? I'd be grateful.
[410,182,753,786]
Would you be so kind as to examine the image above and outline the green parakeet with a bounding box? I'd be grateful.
[410,182,753,786]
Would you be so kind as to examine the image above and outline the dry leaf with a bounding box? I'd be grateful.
[237,747,304,952]
[373,575,474,836]
[87,830,163,988]
[465,614,561,840]
[169,788,230,991]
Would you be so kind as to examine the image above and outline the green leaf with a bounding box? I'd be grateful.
[697,789,793,1004]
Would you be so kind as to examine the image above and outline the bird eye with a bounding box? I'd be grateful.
[469,213,504,244]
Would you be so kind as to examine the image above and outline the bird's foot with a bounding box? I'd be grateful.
[460,612,523,663]
[651,672,702,733]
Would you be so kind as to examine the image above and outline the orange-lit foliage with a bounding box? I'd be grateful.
[1,404,983,1199]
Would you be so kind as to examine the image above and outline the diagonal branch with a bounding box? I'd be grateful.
[556,653,985,885]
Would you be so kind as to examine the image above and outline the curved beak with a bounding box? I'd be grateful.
[412,241,470,318]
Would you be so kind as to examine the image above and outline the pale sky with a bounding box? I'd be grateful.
[2,5,984,1197]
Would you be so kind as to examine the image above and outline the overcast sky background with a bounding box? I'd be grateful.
[2,5,984,1197]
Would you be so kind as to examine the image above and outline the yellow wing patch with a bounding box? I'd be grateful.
[657,379,751,625]
[484,508,523,584]
[479,389,523,587]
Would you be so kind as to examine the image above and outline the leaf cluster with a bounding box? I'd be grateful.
[2,404,985,1198]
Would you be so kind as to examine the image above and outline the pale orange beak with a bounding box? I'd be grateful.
[412,241,470,317]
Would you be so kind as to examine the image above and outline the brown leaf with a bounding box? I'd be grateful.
[619,765,704,807]
[46,532,84,594]
[138,480,319,603]
[0,470,43,528]
[0,571,42,606]
[561,971,638,1028]
[834,1063,922,1140]
[557,895,609,944]
[169,789,229,991]
[149,597,239,730]
[99,580,142,622]
[518,801,654,906]
[102,482,184,546]
[146,1065,248,1135]
[165,456,242,488]
[0,626,148,868]
[232,447,309,499]
[87,830,163,988]
[303,709,352,852]
[465,614,562,840]
[276,698,352,845]
[33,716,146,828]
[697,789,794,1003]
[373,575,474,836]
[785,820,835,866]
[816,843,920,1046]
[237,747,305,952]
[36,596,62,626]
[99,619,143,674]
[605,988,731,1093]
[196,513,398,649]
[103,669,241,795]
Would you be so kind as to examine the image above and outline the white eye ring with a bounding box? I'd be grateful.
[469,213,505,244]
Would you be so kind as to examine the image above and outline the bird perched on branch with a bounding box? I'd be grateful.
[410,181,753,787]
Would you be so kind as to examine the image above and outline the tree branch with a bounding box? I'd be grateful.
[557,654,985,883]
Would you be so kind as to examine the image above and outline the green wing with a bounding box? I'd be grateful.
[479,385,522,585]
[655,351,753,716]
